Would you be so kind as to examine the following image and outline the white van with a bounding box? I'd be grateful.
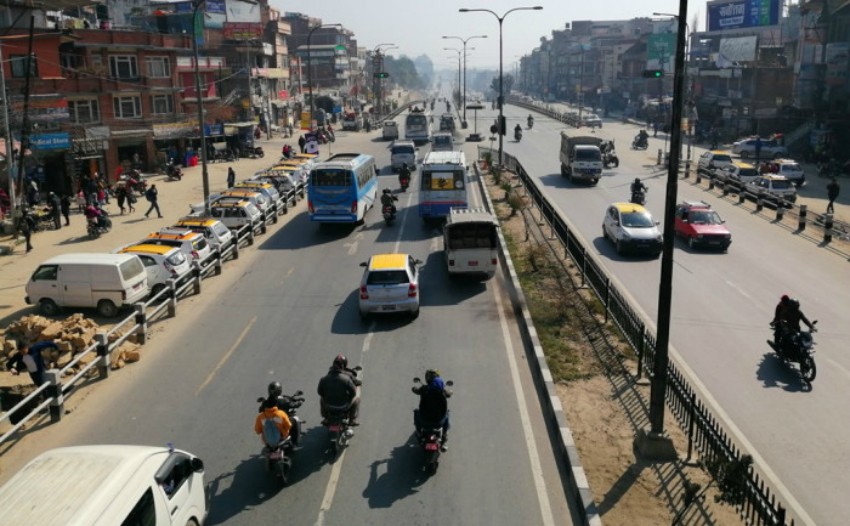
[444,207,499,277]
[25,253,148,317]
[0,445,208,526]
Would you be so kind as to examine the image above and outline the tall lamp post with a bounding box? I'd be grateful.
[442,34,487,127]
[443,47,464,109]
[307,23,342,129]
[634,0,690,460]
[191,0,211,215]
[460,6,542,167]
[373,43,395,120]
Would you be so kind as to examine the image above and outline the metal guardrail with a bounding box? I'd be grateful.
[479,145,799,526]
[0,185,304,447]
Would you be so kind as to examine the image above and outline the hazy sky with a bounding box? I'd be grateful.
[271,0,711,71]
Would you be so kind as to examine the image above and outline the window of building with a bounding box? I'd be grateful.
[146,56,171,78]
[150,94,174,114]
[68,99,101,124]
[113,95,142,118]
[10,55,38,78]
[109,55,138,79]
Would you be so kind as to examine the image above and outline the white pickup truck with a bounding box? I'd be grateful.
[559,132,604,185]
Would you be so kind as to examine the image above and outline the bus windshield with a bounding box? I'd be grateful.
[312,169,351,187]
[406,114,428,131]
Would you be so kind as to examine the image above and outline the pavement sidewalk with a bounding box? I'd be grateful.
[0,133,296,328]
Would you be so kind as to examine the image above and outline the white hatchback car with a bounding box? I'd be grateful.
[116,243,191,296]
[602,203,663,257]
[358,253,422,320]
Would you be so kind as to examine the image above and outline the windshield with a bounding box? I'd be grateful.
[447,223,497,249]
[714,154,732,163]
[312,169,352,187]
[575,149,601,161]
[392,146,415,155]
[770,180,792,190]
[621,211,655,228]
[688,210,723,225]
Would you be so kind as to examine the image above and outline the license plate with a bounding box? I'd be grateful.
[468,261,478,266]
[381,305,396,311]
[425,442,439,451]
[328,424,340,432]
[269,450,282,460]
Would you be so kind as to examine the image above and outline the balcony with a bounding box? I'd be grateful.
[176,56,228,71]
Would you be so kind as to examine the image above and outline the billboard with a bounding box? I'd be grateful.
[225,0,261,23]
[205,0,226,29]
[707,0,780,32]
[825,42,850,88]
[719,35,758,62]
[647,33,677,71]
[223,22,264,40]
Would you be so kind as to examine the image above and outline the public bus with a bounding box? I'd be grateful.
[444,207,499,278]
[308,153,378,223]
[418,150,468,220]
[404,109,431,144]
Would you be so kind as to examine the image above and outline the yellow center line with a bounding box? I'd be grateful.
[195,316,257,396]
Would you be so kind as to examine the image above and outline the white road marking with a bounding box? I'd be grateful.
[724,279,755,302]
[195,316,256,395]
[493,280,556,525]
[826,358,850,380]
[344,232,363,255]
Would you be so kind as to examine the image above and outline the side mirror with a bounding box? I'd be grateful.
[191,457,205,472]
[446,380,454,387]
[655,221,661,226]
[359,262,367,267]
[256,397,265,403]
[294,390,304,396]
[354,365,363,372]
[414,259,423,265]
[413,377,421,383]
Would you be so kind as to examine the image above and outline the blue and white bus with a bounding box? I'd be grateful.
[405,110,431,145]
[308,153,378,223]
[418,151,469,220]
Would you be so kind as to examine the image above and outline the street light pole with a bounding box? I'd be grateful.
[442,34,487,127]
[373,43,395,121]
[460,6,542,167]
[307,23,342,129]
[443,48,463,109]
[191,0,211,215]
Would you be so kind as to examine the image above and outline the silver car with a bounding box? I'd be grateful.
[358,253,422,320]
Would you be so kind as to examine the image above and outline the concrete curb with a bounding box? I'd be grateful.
[474,163,602,526]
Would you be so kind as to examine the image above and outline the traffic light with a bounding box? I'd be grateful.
[642,70,664,78]
[499,115,506,135]
[374,72,389,79]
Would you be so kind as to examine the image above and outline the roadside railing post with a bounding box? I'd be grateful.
[604,278,610,322]
[282,194,289,214]
[824,213,834,243]
[755,197,763,212]
[192,262,202,295]
[213,250,223,276]
[684,160,691,179]
[95,332,110,379]
[166,278,177,317]
[636,326,646,380]
[248,227,255,246]
[685,392,697,463]
[738,189,745,203]
[657,149,663,165]
[134,303,147,345]
[776,202,785,221]
[798,204,807,231]
[44,370,64,423]
[271,202,279,223]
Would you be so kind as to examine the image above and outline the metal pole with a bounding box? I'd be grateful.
[192,1,211,215]
[0,41,17,216]
[14,17,35,214]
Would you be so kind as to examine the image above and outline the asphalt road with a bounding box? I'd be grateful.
[495,103,849,525]
[0,125,574,525]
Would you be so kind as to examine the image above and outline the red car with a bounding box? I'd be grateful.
[674,201,732,251]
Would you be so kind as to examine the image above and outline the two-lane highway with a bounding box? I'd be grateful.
[497,102,848,524]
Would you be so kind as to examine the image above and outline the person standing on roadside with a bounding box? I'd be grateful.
[60,193,71,226]
[298,135,306,154]
[144,184,162,218]
[6,341,59,387]
[115,183,127,214]
[19,208,35,253]
[227,167,236,188]
[48,192,62,230]
[827,177,840,214]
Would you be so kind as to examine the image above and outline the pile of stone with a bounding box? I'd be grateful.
[2,314,142,376]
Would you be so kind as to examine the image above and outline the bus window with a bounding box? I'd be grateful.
[312,169,351,187]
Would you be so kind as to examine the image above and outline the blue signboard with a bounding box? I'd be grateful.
[707,0,779,32]
[205,123,224,136]
[30,132,70,150]
[206,0,226,14]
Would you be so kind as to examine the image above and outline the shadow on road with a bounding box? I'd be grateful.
[755,352,812,393]
[362,434,429,508]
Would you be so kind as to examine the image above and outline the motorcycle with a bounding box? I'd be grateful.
[399,176,410,193]
[603,150,619,169]
[630,188,647,205]
[323,366,362,456]
[382,205,397,226]
[514,128,522,142]
[527,117,534,130]
[166,161,183,181]
[86,210,111,239]
[121,172,147,195]
[632,135,648,150]
[767,322,818,383]
[412,377,454,475]
[256,389,305,484]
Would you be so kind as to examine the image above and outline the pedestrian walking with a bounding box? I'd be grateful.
[19,208,35,253]
[60,194,71,226]
[827,177,840,214]
[127,187,137,213]
[144,184,162,218]
[227,167,236,188]
[298,135,306,154]
[48,192,62,230]
[115,184,127,214]
[5,340,59,387]
[652,121,659,137]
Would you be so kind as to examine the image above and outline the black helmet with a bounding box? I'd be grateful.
[267,381,282,398]
[634,178,641,184]
[425,369,439,384]
[383,188,391,194]
[333,354,348,370]
[789,299,800,310]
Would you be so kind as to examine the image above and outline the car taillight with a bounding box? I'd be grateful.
[308,200,314,213]
[122,290,127,300]
[408,283,417,297]
[448,259,455,267]
[351,201,358,213]
[360,286,369,300]
[491,258,497,265]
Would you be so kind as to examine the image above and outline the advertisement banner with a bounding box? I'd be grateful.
[647,33,677,71]
[153,121,196,138]
[825,42,850,88]
[225,0,260,22]
[707,0,779,32]
[223,22,264,40]
[206,0,225,14]
[719,35,758,62]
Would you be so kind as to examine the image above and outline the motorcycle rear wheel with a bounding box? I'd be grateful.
[801,357,817,383]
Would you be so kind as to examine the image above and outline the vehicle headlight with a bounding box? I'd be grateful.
[656,235,663,242]
[619,230,631,240]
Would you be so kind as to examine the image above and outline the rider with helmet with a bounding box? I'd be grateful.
[527,114,534,129]
[317,354,361,425]
[771,295,815,352]
[631,177,647,195]
[380,188,398,213]
[259,381,301,445]
[254,396,292,450]
[412,369,452,452]
[398,163,411,188]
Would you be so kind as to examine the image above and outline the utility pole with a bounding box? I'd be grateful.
[0,39,17,217]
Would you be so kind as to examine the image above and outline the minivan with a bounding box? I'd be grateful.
[25,253,148,317]
[0,445,207,526]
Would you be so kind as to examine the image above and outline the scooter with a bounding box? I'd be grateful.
[323,366,362,456]
[603,150,619,168]
[630,189,647,205]
[166,161,183,181]
[412,377,454,475]
[399,176,410,193]
[632,135,648,150]
[256,389,305,484]
[767,322,818,383]
[515,128,522,142]
[382,205,396,226]
[86,210,111,239]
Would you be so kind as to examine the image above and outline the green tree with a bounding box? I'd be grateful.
[384,56,425,89]
[489,74,514,98]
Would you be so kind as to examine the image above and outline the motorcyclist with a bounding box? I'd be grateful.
[412,369,451,452]
[398,163,411,188]
[380,188,398,214]
[254,397,292,451]
[631,178,647,195]
[514,123,522,138]
[84,203,109,229]
[317,354,361,426]
[527,114,534,128]
[771,296,815,355]
[635,129,649,146]
[259,381,300,445]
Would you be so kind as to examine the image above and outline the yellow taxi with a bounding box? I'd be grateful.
[358,253,423,320]
[173,216,234,250]
[117,243,190,295]
[144,228,212,262]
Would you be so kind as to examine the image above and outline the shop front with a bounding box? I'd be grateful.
[109,129,152,182]
[153,121,195,170]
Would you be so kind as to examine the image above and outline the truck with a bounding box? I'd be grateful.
[559,132,604,185]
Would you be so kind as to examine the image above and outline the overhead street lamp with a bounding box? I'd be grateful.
[442,34,487,127]
[307,23,342,129]
[460,6,543,167]
[373,43,395,120]
[191,0,211,215]
[444,47,463,110]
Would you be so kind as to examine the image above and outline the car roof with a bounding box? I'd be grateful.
[120,243,177,256]
[147,231,200,241]
[709,150,732,156]
[760,175,790,181]
[175,217,218,227]
[731,161,755,168]
[680,200,712,210]
[612,202,649,214]
[211,200,251,208]
[369,253,409,270]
